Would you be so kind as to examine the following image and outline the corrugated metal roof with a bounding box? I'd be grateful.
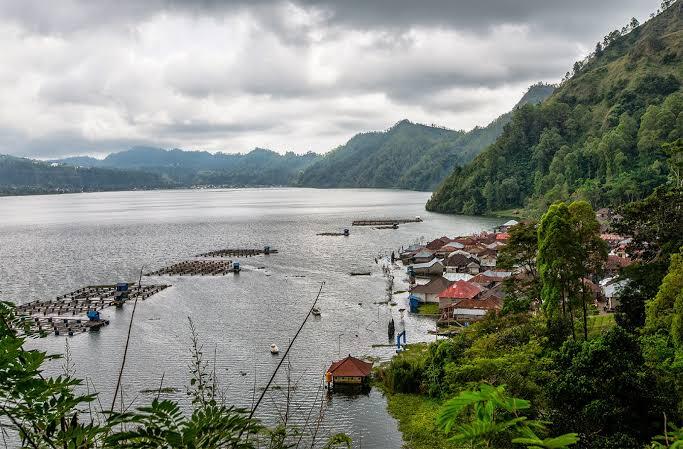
[438,280,483,300]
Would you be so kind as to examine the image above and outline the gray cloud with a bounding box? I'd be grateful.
[0,0,662,158]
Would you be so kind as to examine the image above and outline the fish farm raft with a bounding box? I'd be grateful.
[195,246,278,257]
[145,260,237,276]
[15,283,170,336]
[352,217,422,226]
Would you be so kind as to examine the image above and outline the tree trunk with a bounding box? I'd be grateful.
[582,284,589,341]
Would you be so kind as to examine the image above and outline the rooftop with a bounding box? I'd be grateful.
[438,280,483,300]
[328,355,373,377]
[411,276,453,294]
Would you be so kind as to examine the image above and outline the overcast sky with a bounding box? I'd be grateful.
[0,0,661,159]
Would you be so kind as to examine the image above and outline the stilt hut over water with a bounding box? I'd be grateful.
[326,355,372,387]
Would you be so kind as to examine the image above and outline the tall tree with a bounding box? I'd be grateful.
[538,203,581,340]
[498,221,541,314]
[568,201,608,340]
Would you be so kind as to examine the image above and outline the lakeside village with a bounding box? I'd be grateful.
[9,211,635,392]
[398,208,631,333]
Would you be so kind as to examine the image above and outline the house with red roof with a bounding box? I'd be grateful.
[437,280,483,309]
[326,355,373,386]
[426,237,452,251]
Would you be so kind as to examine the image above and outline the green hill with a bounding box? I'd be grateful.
[427,1,683,215]
[54,147,320,187]
[0,155,172,195]
[296,83,554,191]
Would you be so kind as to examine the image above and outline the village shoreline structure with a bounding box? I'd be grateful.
[397,207,630,332]
[12,209,631,378]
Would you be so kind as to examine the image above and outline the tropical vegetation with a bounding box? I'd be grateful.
[427,1,682,215]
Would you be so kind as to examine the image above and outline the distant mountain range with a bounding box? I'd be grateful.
[0,154,170,195]
[1,83,554,196]
[53,147,319,187]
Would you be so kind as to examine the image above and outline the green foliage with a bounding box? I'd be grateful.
[614,187,683,330]
[106,399,260,448]
[546,326,670,449]
[428,4,682,215]
[437,384,578,449]
[537,201,607,341]
[644,249,683,354]
[650,420,683,448]
[385,393,450,449]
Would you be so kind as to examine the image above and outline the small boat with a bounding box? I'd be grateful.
[270,344,279,354]
[311,307,321,316]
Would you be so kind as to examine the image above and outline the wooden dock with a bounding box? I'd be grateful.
[195,248,278,257]
[352,218,422,226]
[145,260,235,276]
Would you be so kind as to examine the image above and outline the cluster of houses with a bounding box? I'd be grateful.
[594,208,633,310]
[402,212,635,326]
[401,219,519,326]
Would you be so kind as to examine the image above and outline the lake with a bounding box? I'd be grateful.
[0,188,501,448]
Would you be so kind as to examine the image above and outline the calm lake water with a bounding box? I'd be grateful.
[0,188,501,448]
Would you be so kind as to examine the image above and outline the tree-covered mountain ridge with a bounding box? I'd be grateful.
[427,1,683,216]
[295,82,555,191]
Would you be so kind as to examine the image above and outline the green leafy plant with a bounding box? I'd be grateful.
[437,384,577,449]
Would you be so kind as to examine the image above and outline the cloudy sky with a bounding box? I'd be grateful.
[0,0,660,159]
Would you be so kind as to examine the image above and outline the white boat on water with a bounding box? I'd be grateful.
[270,344,279,354]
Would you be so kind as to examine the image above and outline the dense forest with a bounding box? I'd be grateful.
[427,2,683,215]
[296,84,554,191]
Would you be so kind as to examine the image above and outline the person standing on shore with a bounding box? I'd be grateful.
[396,308,406,351]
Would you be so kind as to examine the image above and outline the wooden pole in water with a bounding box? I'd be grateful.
[110,266,144,413]
[247,281,325,420]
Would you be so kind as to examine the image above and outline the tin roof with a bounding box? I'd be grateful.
[438,280,483,300]
[411,276,453,294]
[447,296,502,311]
[411,258,444,269]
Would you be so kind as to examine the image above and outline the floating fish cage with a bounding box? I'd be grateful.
[195,246,278,258]
[352,217,422,226]
[145,260,237,276]
[14,284,170,337]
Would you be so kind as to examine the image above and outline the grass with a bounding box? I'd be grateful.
[385,393,450,449]
[575,313,616,338]
[487,208,532,220]
[587,314,616,337]
[416,303,439,316]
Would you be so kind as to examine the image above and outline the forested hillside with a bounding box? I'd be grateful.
[296,83,554,191]
[53,147,320,187]
[0,155,171,195]
[427,2,683,215]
